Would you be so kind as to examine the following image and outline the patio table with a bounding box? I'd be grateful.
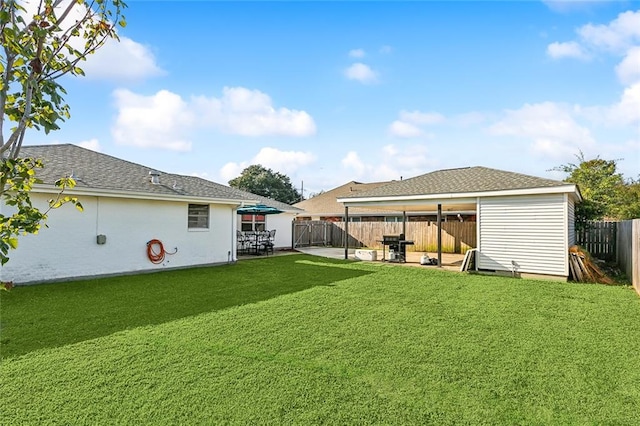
[243,231,273,255]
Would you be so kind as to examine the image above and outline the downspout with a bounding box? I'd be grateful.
[231,207,237,263]
[437,204,442,267]
[344,206,349,260]
[563,193,569,277]
[476,197,480,271]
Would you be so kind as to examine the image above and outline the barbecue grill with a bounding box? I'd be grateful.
[380,234,414,263]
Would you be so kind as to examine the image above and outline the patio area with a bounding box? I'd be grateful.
[293,246,466,271]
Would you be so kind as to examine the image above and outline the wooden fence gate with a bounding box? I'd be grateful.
[576,221,617,261]
[292,220,332,248]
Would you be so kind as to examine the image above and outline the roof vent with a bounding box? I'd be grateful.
[149,171,161,185]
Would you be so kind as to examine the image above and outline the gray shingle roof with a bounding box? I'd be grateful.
[340,166,570,199]
[294,180,396,216]
[19,144,279,205]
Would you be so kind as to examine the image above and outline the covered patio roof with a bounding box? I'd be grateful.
[336,166,582,265]
[337,166,581,209]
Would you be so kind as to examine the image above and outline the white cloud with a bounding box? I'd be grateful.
[579,82,640,125]
[388,120,424,138]
[577,10,640,53]
[607,82,640,124]
[253,147,316,173]
[399,110,446,125]
[342,144,436,182]
[453,111,488,127]
[219,162,245,183]
[489,102,595,160]
[546,10,640,85]
[192,87,316,137]
[382,144,398,156]
[388,110,445,138]
[341,144,436,182]
[616,46,640,85]
[19,1,162,82]
[111,87,316,151]
[82,37,164,81]
[344,63,379,84]
[77,139,101,152]
[219,147,316,182]
[349,49,366,58]
[546,41,590,60]
[111,89,194,151]
[341,151,366,176]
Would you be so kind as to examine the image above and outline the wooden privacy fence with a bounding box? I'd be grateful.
[293,220,477,254]
[576,221,617,261]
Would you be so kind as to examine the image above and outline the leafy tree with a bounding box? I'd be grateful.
[1,0,126,288]
[229,165,302,204]
[553,152,638,227]
[616,178,640,220]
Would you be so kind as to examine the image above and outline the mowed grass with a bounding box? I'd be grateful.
[1,254,640,424]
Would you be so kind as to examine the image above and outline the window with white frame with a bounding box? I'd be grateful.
[188,204,209,229]
[241,214,265,231]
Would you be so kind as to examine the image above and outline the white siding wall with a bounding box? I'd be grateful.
[478,194,568,277]
[1,194,237,284]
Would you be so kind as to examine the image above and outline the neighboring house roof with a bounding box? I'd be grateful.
[19,144,258,204]
[339,166,581,201]
[294,181,399,216]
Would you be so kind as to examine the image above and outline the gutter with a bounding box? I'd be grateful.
[337,184,580,205]
[29,184,259,206]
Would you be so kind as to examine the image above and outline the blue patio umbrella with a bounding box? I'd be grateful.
[236,204,283,215]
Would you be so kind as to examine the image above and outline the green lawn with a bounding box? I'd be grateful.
[1,254,639,424]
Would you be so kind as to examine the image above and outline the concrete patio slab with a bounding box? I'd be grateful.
[293,247,466,272]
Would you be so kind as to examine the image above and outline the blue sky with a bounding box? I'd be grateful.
[26,0,640,197]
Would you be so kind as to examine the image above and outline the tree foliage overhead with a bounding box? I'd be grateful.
[229,164,302,205]
[554,152,640,225]
[1,0,127,158]
[0,1,126,286]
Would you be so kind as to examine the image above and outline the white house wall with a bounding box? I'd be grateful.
[266,213,294,249]
[478,194,568,277]
[1,194,237,284]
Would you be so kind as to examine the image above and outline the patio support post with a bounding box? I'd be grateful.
[437,204,442,267]
[402,211,406,236]
[344,206,349,260]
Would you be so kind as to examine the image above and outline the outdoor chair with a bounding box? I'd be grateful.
[237,230,249,255]
[260,229,276,255]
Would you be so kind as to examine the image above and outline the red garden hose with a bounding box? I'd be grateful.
[146,239,177,264]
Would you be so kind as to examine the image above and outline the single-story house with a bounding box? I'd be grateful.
[294,181,475,222]
[0,144,294,284]
[337,166,582,280]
